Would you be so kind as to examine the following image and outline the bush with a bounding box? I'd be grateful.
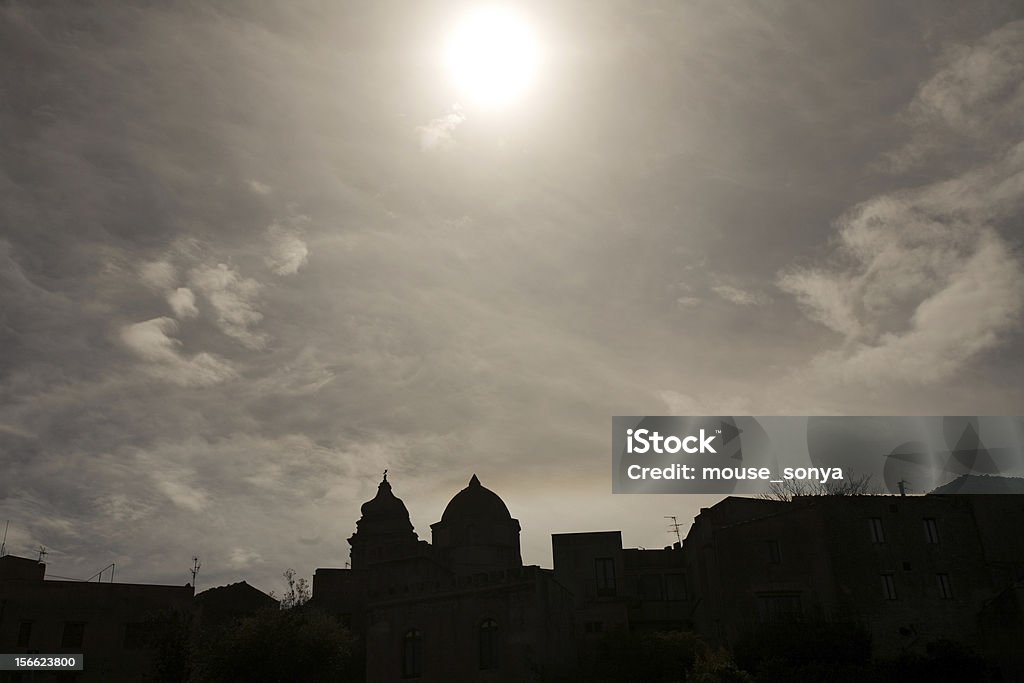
[191,606,359,683]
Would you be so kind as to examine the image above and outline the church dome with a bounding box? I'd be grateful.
[356,475,415,534]
[349,473,426,570]
[441,474,512,523]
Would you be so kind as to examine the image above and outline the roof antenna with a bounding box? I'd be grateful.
[190,556,201,592]
[1,520,8,557]
[665,516,683,546]
[37,545,48,563]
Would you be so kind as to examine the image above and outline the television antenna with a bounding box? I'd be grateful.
[665,516,683,545]
[190,556,201,588]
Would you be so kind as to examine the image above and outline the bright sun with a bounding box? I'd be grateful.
[444,7,541,109]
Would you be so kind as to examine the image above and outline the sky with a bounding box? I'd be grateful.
[1,0,1023,595]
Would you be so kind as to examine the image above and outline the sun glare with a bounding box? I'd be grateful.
[444,7,541,109]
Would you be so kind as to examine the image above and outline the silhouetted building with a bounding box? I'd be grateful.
[977,579,1024,679]
[313,474,576,682]
[5,481,1022,680]
[194,580,279,629]
[679,494,1024,660]
[0,554,194,682]
[551,530,690,653]
[316,477,1024,679]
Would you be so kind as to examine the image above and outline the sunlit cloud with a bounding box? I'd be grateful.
[120,317,238,387]
[189,263,267,349]
[417,106,465,151]
[265,221,310,276]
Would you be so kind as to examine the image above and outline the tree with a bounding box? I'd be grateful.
[580,629,751,683]
[191,607,357,683]
[277,568,311,609]
[760,473,877,502]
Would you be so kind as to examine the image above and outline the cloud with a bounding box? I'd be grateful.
[228,547,264,569]
[712,284,766,307]
[189,263,267,348]
[120,317,238,386]
[167,287,199,319]
[781,22,1024,386]
[781,142,1024,351]
[887,20,1024,170]
[675,296,701,308]
[807,231,1023,384]
[98,493,155,523]
[914,20,1024,136]
[416,107,465,151]
[247,179,272,195]
[265,222,309,276]
[659,390,700,414]
[4,0,1024,592]
[139,260,177,291]
[156,479,209,513]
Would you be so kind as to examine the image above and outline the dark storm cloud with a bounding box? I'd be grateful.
[2,1,1023,592]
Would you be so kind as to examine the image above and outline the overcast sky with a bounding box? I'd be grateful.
[2,1,1023,595]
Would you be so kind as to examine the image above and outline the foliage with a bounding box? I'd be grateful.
[733,624,997,683]
[692,646,755,683]
[870,640,998,683]
[143,609,194,683]
[760,473,878,502]
[582,629,750,683]
[733,620,871,680]
[276,567,311,609]
[191,606,358,683]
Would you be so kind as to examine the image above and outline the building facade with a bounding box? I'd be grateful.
[312,474,576,682]
[679,494,1024,659]
[0,555,195,682]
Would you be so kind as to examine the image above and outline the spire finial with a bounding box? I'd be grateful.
[469,473,481,487]
[383,468,388,482]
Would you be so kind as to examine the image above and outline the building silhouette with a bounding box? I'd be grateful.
[678,493,1024,671]
[0,555,277,682]
[2,474,1023,680]
[315,476,1024,681]
[312,474,577,682]
[0,554,195,681]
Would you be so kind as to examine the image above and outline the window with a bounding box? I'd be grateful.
[767,539,781,564]
[868,518,885,544]
[479,619,498,670]
[402,629,422,679]
[17,621,32,647]
[595,557,616,596]
[924,518,940,544]
[881,574,897,600]
[756,593,802,623]
[61,622,85,648]
[638,574,664,600]
[665,573,687,601]
[937,573,953,599]
[584,621,604,634]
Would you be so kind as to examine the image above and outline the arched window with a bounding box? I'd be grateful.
[402,628,422,678]
[479,618,498,670]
